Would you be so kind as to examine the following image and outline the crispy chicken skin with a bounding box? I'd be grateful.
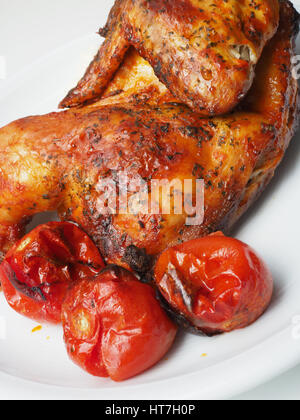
[60,0,280,115]
[0,1,298,273]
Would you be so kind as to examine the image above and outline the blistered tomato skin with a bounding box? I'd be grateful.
[0,222,105,324]
[62,265,177,382]
[154,233,273,335]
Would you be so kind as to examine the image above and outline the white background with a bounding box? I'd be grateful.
[0,0,299,400]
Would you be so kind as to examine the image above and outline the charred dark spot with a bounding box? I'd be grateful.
[156,290,209,336]
[138,220,145,229]
[160,124,170,133]
[7,266,47,302]
[122,245,153,275]
[139,271,154,284]
[98,26,109,38]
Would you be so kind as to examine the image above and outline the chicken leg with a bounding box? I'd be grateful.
[0,1,298,274]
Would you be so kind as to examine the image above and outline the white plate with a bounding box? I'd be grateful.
[0,1,300,400]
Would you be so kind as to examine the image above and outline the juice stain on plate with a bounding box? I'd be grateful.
[32,325,42,333]
[201,353,207,358]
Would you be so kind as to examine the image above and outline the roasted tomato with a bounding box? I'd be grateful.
[0,222,105,324]
[154,232,273,335]
[62,265,177,381]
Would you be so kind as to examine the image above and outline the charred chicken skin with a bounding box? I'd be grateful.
[0,1,298,275]
[60,0,280,115]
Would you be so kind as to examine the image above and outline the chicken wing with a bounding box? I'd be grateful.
[60,0,280,115]
[0,1,298,275]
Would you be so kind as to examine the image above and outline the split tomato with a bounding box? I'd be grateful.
[62,265,177,381]
[0,222,105,324]
[154,232,273,335]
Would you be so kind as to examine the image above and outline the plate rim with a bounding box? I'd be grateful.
[0,322,299,399]
[0,9,300,399]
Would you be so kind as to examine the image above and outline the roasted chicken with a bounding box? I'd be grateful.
[60,0,280,115]
[0,0,298,276]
